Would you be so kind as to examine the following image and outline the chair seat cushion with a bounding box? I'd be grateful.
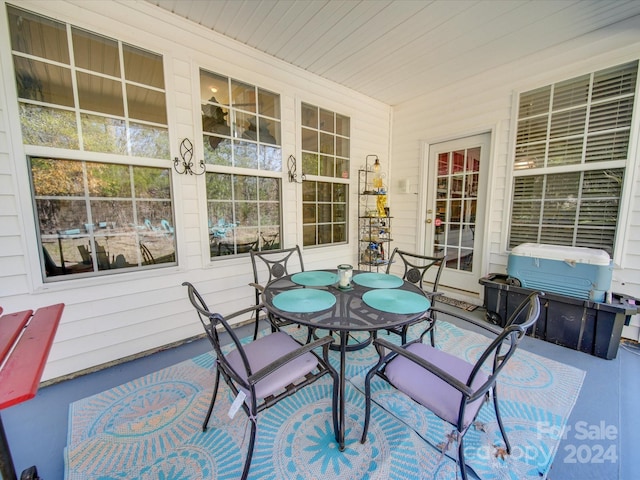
[385,343,488,429]
[226,331,318,401]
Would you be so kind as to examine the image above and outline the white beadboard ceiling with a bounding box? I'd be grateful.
[147,0,640,105]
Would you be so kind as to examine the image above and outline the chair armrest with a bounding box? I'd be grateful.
[374,337,474,397]
[428,305,502,336]
[425,292,444,300]
[249,282,265,293]
[248,335,335,384]
[224,304,266,321]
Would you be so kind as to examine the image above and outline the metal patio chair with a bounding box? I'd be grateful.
[183,281,339,480]
[384,248,445,345]
[249,245,304,339]
[361,292,541,480]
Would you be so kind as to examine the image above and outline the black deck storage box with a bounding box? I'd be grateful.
[480,273,639,359]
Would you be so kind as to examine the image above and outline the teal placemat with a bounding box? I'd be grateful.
[362,289,431,314]
[291,271,339,287]
[272,289,336,313]
[352,272,404,289]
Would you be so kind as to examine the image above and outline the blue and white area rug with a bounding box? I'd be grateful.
[64,322,585,479]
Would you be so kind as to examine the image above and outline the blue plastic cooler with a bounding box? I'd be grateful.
[507,243,613,302]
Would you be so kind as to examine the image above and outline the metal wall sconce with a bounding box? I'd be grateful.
[287,155,306,183]
[174,138,205,175]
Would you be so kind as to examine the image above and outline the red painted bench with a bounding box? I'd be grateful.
[0,303,64,480]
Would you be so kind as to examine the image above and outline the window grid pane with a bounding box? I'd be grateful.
[518,86,551,118]
[7,6,69,62]
[72,28,120,77]
[301,102,350,180]
[302,181,349,247]
[9,5,169,159]
[123,44,165,89]
[300,102,350,247]
[201,69,281,172]
[207,173,282,257]
[13,57,75,106]
[552,75,590,110]
[32,158,176,279]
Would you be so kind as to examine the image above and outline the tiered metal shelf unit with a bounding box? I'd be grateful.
[358,155,392,271]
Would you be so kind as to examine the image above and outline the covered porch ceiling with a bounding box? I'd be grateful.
[146,0,640,106]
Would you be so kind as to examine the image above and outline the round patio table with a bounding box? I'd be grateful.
[261,269,431,451]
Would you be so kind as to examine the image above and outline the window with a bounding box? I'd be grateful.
[8,6,169,157]
[32,158,176,277]
[207,174,280,256]
[509,61,638,255]
[200,69,282,257]
[7,5,176,280]
[301,103,350,246]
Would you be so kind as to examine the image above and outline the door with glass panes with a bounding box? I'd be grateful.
[424,133,489,293]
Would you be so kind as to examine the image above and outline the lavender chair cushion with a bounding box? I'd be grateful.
[226,331,318,401]
[385,343,488,428]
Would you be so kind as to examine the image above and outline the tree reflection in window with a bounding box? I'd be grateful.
[200,69,283,257]
[8,5,169,158]
[206,173,281,257]
[200,69,282,172]
[31,158,176,280]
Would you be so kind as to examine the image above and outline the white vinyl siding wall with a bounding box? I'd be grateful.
[2,1,639,379]
[0,0,390,381]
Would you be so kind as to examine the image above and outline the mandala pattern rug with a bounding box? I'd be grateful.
[64,322,584,479]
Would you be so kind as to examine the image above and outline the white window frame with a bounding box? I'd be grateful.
[504,60,640,265]
[299,101,350,248]
[6,5,177,283]
[197,67,284,260]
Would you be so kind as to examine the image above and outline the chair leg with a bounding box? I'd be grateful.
[401,325,408,344]
[241,417,258,480]
[253,308,260,340]
[253,290,261,340]
[429,313,437,347]
[458,433,469,480]
[493,384,512,453]
[268,313,278,333]
[417,319,436,346]
[360,368,376,443]
[202,368,221,432]
[331,370,340,444]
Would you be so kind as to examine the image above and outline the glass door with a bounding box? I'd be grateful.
[424,133,490,293]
